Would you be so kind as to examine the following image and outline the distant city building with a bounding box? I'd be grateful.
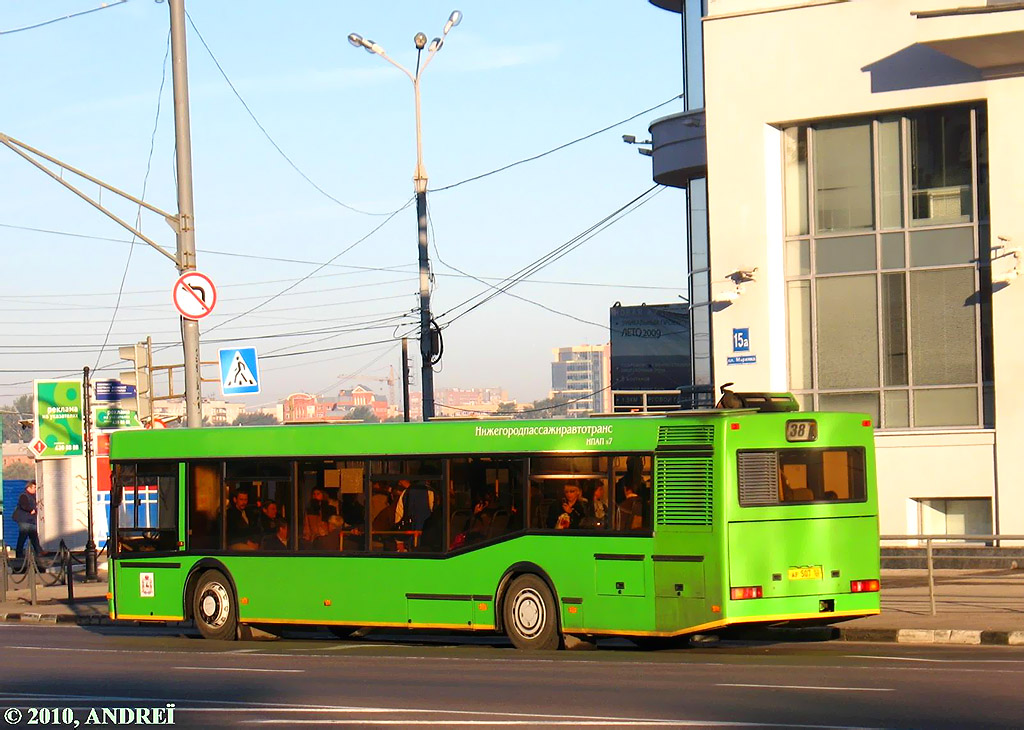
[551,344,611,417]
[282,386,389,423]
[2,442,34,473]
[153,398,246,426]
[433,387,510,418]
[410,388,511,421]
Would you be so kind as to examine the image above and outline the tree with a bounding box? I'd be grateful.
[2,461,34,480]
[232,412,280,426]
[496,401,519,416]
[346,406,380,423]
[523,397,570,419]
[1,394,33,443]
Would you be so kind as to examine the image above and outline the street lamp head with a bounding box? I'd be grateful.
[348,33,364,48]
[443,10,463,34]
[414,32,428,50]
[428,37,443,52]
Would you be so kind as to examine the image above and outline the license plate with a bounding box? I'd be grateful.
[787,566,823,581]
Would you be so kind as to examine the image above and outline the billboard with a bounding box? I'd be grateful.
[609,303,692,392]
[32,379,84,459]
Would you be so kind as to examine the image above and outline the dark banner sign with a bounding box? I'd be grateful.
[609,303,691,391]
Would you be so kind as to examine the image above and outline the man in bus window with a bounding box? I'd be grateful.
[617,482,644,531]
[226,489,260,550]
[547,483,586,530]
[258,500,280,535]
[260,519,289,551]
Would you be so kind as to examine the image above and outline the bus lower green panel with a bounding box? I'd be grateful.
[407,597,477,629]
[595,559,645,597]
[727,516,880,598]
[653,561,705,599]
[725,590,880,622]
[112,560,186,621]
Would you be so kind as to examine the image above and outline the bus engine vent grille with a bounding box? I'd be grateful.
[657,424,714,446]
[737,452,780,506]
[655,456,713,526]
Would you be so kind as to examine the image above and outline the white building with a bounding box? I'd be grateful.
[551,345,612,416]
[647,0,1024,537]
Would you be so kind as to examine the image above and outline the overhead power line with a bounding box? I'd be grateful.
[184,10,402,218]
[428,94,682,193]
[438,186,664,327]
[94,28,172,371]
[0,0,127,36]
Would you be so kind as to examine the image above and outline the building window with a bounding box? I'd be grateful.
[917,497,992,541]
[783,105,991,429]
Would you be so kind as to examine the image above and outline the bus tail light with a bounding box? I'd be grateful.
[730,586,763,600]
[850,579,880,593]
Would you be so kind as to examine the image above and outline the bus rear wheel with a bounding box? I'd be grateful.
[503,574,560,651]
[193,570,237,641]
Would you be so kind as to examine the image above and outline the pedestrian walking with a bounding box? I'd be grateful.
[12,480,42,565]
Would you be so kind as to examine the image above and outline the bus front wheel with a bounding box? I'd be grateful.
[193,570,237,641]
[503,574,560,650]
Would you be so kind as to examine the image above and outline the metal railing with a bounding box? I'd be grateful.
[880,533,1024,616]
[0,540,99,606]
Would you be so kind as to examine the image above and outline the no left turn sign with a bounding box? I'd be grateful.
[172,271,217,320]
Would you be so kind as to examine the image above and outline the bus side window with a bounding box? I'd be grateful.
[612,455,651,532]
[189,462,222,550]
[448,458,525,550]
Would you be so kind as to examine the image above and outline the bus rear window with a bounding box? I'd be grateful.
[737,448,866,506]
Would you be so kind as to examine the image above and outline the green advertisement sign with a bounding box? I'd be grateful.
[34,379,84,459]
[95,407,142,430]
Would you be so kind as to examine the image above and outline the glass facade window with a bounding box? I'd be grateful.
[918,497,992,541]
[784,104,991,430]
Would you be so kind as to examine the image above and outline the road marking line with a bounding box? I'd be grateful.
[172,666,304,673]
[0,693,880,728]
[320,644,396,650]
[718,683,892,692]
[849,654,1024,664]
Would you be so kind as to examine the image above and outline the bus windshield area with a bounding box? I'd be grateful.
[113,462,179,552]
[737,448,866,506]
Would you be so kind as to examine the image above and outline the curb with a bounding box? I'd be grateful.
[2,612,115,626]
[839,627,1024,646]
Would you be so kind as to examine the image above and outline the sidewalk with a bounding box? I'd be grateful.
[2,568,1022,645]
[838,568,1024,645]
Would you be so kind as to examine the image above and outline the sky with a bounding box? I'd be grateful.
[0,0,687,411]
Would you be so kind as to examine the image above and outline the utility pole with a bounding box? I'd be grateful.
[402,338,411,423]
[348,11,461,421]
[82,367,98,581]
[168,0,203,428]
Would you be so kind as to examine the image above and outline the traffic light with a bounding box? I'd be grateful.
[119,339,153,422]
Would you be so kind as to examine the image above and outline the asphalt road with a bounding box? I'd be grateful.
[0,624,1021,728]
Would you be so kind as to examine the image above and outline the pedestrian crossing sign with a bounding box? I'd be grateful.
[219,347,261,396]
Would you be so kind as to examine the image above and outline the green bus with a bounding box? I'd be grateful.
[107,404,880,649]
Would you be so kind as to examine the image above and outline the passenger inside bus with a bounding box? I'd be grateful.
[303,487,336,545]
[547,483,586,530]
[616,482,644,530]
[226,489,260,550]
[585,483,608,528]
[258,500,279,534]
[261,519,289,551]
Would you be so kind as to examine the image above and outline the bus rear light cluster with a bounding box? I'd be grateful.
[850,579,880,593]
[730,586,763,600]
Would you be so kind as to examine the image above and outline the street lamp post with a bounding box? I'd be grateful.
[348,10,462,422]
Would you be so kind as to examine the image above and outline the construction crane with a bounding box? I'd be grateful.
[338,367,397,414]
